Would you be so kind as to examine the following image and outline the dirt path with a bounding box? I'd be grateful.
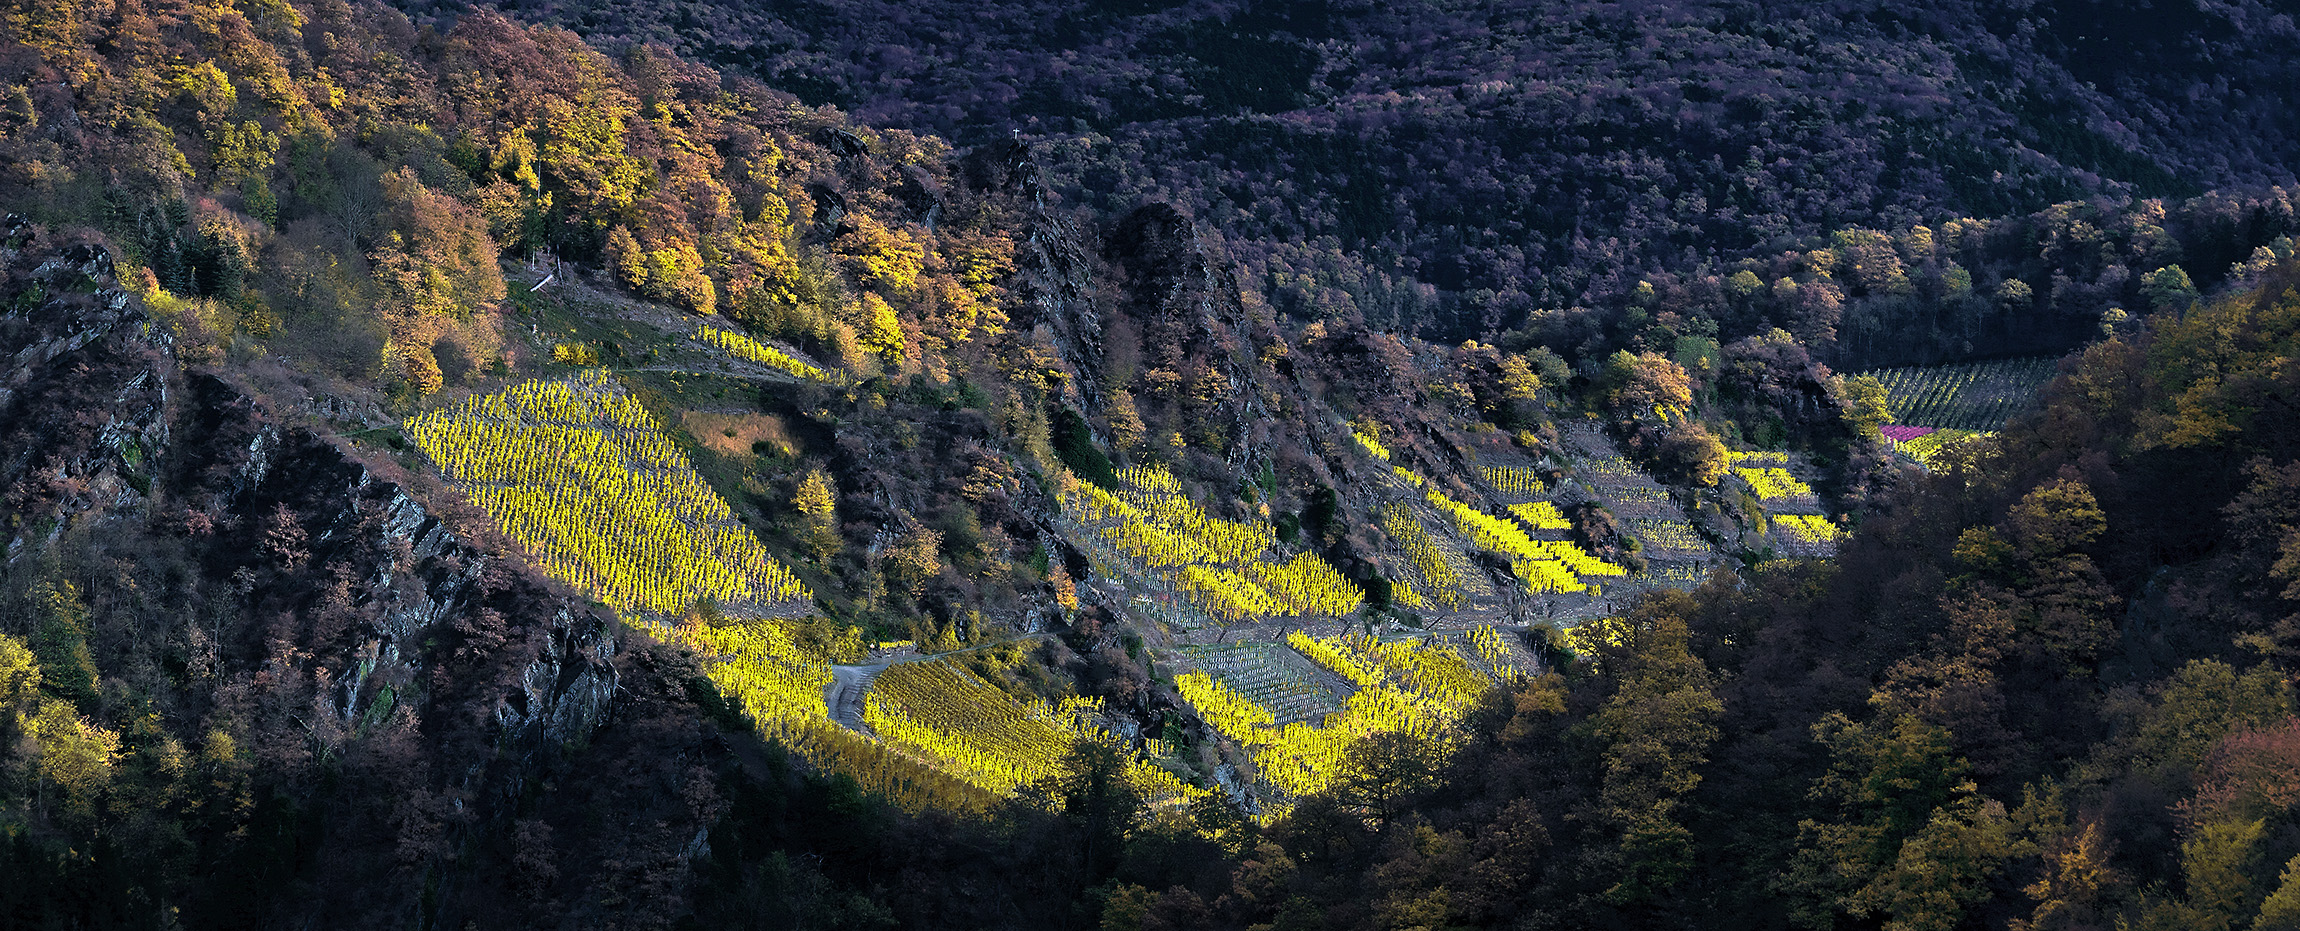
[826,664,884,734]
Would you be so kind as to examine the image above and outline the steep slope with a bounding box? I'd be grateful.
[398,0,2300,345]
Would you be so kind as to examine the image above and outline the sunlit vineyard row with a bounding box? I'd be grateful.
[1861,356,2057,430]
[1892,428,1991,470]
[865,658,1206,809]
[1726,450,1791,466]
[1734,466,1816,504]
[1353,430,1391,461]
[864,659,1103,794]
[1293,630,1518,717]
[650,618,999,811]
[1624,517,1710,556]
[1250,553,1366,616]
[1421,481,1626,594]
[1179,564,1289,620]
[1774,514,1842,545]
[1287,630,1382,688]
[1392,579,1428,609]
[1059,468,1362,622]
[694,325,835,381]
[1177,633,1510,803]
[405,373,810,614]
[1112,465,1275,563]
[1174,641,1349,724]
[692,623,1198,810]
[1480,465,1547,499]
[1360,636,1490,711]
[1508,501,1571,531]
[1379,503,1465,609]
[1468,624,1510,668]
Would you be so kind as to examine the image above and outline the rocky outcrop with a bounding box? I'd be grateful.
[0,219,620,838]
[0,231,172,547]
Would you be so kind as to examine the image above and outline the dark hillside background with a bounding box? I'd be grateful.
[402,0,2300,353]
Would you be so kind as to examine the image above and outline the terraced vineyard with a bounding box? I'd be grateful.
[1554,424,1720,593]
[693,325,838,382]
[1577,454,1681,519]
[1623,517,1710,558]
[1864,357,2058,430]
[1422,479,1627,595]
[1174,627,1534,808]
[1379,501,1485,611]
[1058,464,1364,628]
[404,372,810,615]
[1882,426,1994,470]
[406,375,1207,813]
[1479,465,1548,501]
[1173,641,1352,725]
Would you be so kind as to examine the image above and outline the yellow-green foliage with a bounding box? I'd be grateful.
[1480,465,1546,499]
[551,342,599,365]
[646,617,996,813]
[1775,514,1842,544]
[1179,564,1289,621]
[864,659,1092,794]
[1353,430,1392,460]
[1112,465,1274,563]
[1559,615,1635,669]
[664,615,1200,812]
[1627,518,1708,554]
[1060,467,1360,620]
[1178,634,1502,803]
[1421,482,1624,593]
[1508,500,1571,531]
[683,618,832,725]
[405,373,809,614]
[1392,578,1428,609]
[1366,637,1490,712]
[695,325,832,381]
[1896,429,1991,469]
[1469,624,1509,667]
[1250,553,1365,617]
[1288,630,1383,687]
[866,657,1208,807]
[1735,466,1814,502]
[1380,503,1464,609]
[0,632,122,817]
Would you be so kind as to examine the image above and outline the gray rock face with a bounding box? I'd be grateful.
[0,219,619,787]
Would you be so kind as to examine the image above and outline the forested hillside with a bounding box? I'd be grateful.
[0,0,2298,929]
[396,0,2300,359]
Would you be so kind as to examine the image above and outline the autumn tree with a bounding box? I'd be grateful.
[1654,421,1729,487]
[793,470,839,561]
[1833,373,1893,441]
[1581,593,1722,906]
[370,168,504,393]
[1602,350,1693,423]
[2143,264,2199,312]
[835,215,924,292]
